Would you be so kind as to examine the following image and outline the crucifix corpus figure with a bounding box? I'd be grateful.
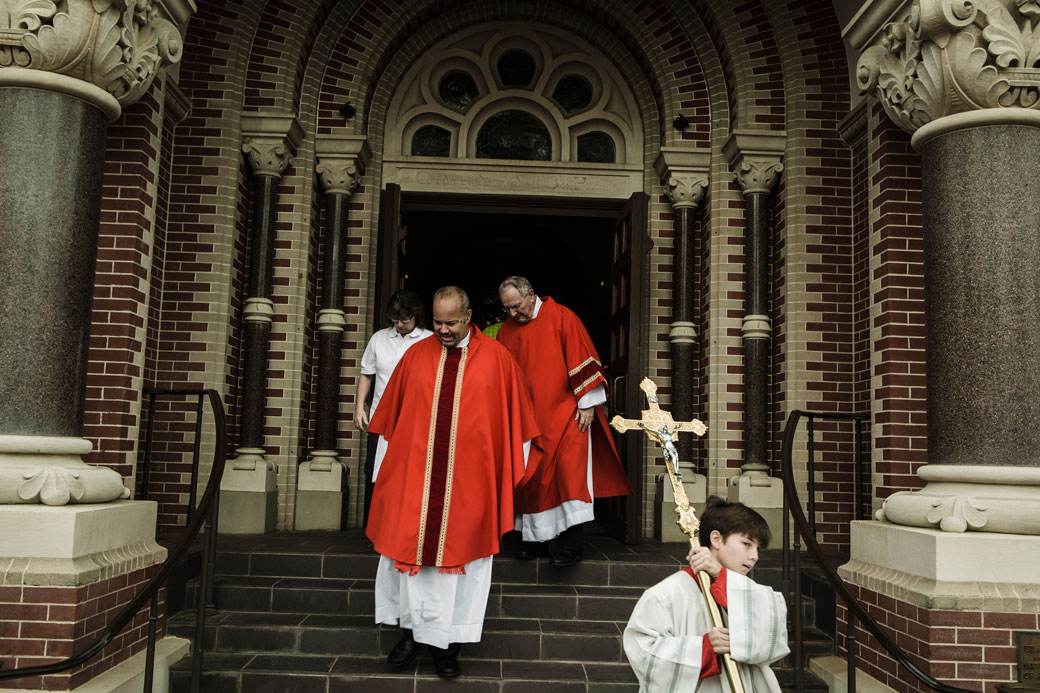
[611,377,747,693]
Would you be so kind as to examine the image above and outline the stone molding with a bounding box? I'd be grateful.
[164,77,190,125]
[722,129,786,195]
[838,99,869,146]
[317,308,346,333]
[653,147,710,209]
[667,321,697,345]
[0,434,130,506]
[875,464,1040,534]
[241,113,305,177]
[0,0,191,115]
[315,136,372,195]
[855,0,1040,136]
[741,314,772,339]
[243,296,274,323]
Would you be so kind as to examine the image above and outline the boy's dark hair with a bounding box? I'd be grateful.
[387,289,425,327]
[698,495,771,549]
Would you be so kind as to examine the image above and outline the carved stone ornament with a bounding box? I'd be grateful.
[0,435,131,506]
[663,173,708,209]
[315,159,362,195]
[242,138,293,177]
[858,0,1040,134]
[876,463,1040,534]
[0,0,184,107]
[733,158,784,194]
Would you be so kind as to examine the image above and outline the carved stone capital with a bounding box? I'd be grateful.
[853,0,1040,142]
[722,130,786,195]
[315,136,372,195]
[0,0,193,117]
[241,113,305,178]
[652,147,710,209]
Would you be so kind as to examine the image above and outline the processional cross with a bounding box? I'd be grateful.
[610,378,746,693]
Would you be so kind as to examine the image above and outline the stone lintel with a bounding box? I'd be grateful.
[842,0,911,51]
[315,136,373,169]
[652,146,710,180]
[241,113,306,149]
[842,520,1040,611]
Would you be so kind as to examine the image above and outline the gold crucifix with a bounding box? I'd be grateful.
[610,377,707,543]
[611,378,746,693]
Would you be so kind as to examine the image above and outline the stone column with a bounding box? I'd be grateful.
[721,131,785,538]
[0,2,186,506]
[823,4,1040,689]
[652,148,710,541]
[218,115,303,535]
[0,2,194,689]
[295,137,371,531]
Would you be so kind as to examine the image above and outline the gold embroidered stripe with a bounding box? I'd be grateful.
[436,346,467,566]
[416,347,448,565]
[568,356,602,377]
[572,372,606,396]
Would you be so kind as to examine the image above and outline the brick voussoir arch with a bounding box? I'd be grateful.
[242,0,336,114]
[699,0,786,131]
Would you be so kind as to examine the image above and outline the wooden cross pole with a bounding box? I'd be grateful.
[610,377,745,693]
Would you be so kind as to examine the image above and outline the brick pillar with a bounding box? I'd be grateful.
[295,137,371,531]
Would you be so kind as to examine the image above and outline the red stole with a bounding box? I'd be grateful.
[497,297,632,513]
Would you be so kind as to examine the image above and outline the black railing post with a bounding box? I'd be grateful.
[806,414,816,536]
[187,393,205,522]
[141,390,157,500]
[847,608,857,692]
[143,591,158,692]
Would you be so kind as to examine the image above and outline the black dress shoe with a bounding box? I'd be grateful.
[549,548,583,567]
[387,634,422,667]
[515,542,548,560]
[430,645,462,678]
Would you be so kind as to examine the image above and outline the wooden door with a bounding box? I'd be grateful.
[606,192,651,544]
[374,184,405,329]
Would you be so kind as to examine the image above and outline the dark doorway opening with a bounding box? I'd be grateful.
[403,210,613,358]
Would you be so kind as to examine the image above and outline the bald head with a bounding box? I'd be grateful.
[432,286,472,347]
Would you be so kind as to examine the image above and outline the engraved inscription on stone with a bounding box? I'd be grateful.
[383,162,641,198]
[1019,631,1040,684]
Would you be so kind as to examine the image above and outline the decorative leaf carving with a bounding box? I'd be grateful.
[2,0,57,31]
[925,494,988,532]
[984,6,1027,67]
[947,31,1010,109]
[19,466,85,506]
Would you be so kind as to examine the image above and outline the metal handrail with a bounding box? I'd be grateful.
[0,389,226,692]
[780,409,973,693]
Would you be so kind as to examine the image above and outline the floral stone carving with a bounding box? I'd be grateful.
[0,435,131,506]
[0,0,184,107]
[858,0,1040,133]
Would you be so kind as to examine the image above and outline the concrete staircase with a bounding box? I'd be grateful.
[168,530,829,692]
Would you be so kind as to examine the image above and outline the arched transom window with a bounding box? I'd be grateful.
[385,23,641,165]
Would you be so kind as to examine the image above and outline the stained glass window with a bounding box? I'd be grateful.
[475,110,551,160]
[411,125,451,157]
[552,75,593,113]
[497,50,536,87]
[438,71,479,111]
[577,132,615,163]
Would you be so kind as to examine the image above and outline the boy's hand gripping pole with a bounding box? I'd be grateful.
[611,378,745,693]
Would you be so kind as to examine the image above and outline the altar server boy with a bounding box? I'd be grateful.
[623,497,789,692]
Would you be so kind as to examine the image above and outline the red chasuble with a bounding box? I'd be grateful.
[366,326,540,568]
[497,297,632,514]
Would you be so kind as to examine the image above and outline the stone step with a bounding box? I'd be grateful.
[169,652,829,692]
[187,576,650,620]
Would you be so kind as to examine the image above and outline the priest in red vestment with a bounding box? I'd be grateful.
[497,275,632,566]
[366,285,540,679]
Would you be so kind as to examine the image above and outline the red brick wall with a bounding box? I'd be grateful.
[866,102,927,500]
[83,84,164,483]
[0,566,163,690]
[838,584,1031,693]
